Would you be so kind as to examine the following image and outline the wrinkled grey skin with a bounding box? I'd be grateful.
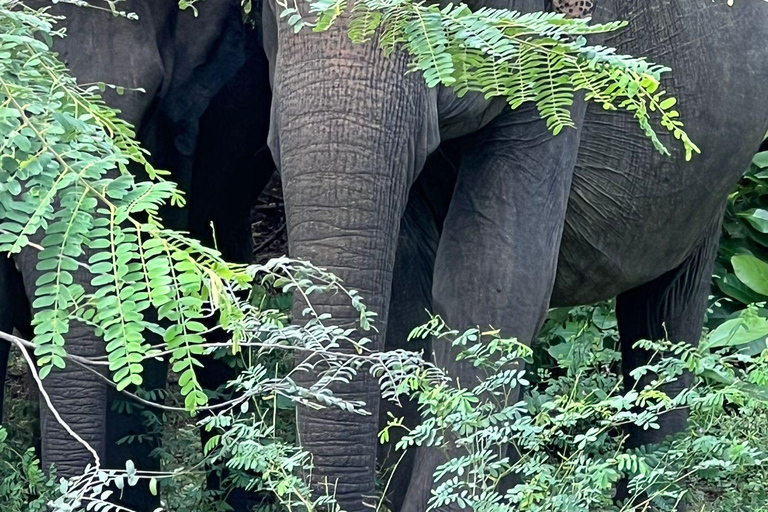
[0,1,272,510]
[261,0,768,510]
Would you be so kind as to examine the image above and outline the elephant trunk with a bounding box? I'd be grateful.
[16,253,108,478]
[268,9,438,510]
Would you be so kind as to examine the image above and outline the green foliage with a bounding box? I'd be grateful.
[0,6,394,508]
[178,0,699,158]
[716,148,768,308]
[290,0,698,159]
[692,406,768,511]
[0,0,255,409]
[43,256,405,511]
[11,272,768,511]
[696,139,768,510]
[0,0,704,416]
[373,304,768,511]
[0,426,58,512]
[0,1,765,511]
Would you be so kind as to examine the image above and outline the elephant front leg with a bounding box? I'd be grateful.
[379,146,460,511]
[14,242,164,512]
[401,104,585,512]
[264,0,440,506]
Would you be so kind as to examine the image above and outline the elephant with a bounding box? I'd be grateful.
[0,1,273,510]
[260,0,768,511]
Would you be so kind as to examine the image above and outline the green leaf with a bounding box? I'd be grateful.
[716,273,767,305]
[149,477,158,496]
[740,209,768,233]
[753,151,768,169]
[704,316,768,350]
[732,254,768,295]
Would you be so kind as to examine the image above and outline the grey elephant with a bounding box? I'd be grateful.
[260,0,768,510]
[0,1,273,510]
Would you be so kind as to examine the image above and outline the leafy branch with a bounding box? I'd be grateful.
[0,2,248,405]
[280,0,700,159]
[177,0,703,157]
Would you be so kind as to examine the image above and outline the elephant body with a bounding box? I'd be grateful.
[554,2,768,306]
[261,0,768,510]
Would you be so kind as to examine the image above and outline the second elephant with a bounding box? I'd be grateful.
[0,1,273,510]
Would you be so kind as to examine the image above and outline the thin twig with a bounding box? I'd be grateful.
[253,223,286,253]
[5,333,101,468]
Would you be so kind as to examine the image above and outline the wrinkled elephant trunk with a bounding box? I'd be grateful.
[15,252,108,478]
[265,4,439,509]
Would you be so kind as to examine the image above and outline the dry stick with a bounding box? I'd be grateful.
[0,329,247,413]
[0,329,379,415]
[88,339,378,364]
[0,328,104,366]
[253,223,287,254]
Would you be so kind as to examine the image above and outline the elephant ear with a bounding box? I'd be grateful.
[552,0,595,18]
[161,0,259,156]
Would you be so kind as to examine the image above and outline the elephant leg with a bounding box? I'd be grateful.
[105,356,166,512]
[264,0,440,505]
[15,242,163,510]
[13,247,108,479]
[402,104,585,512]
[379,209,433,510]
[380,147,459,511]
[617,228,720,445]
[614,216,722,509]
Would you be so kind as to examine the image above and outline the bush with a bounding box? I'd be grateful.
[376,303,768,511]
[0,426,57,512]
